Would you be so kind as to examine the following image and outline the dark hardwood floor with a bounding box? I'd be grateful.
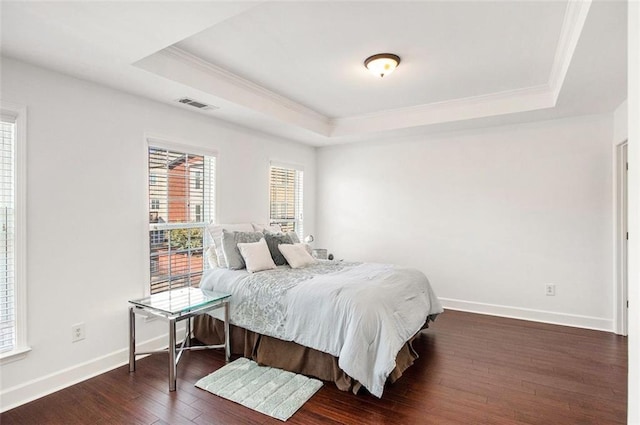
[1,310,627,424]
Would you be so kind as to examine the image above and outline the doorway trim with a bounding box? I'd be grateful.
[614,140,628,335]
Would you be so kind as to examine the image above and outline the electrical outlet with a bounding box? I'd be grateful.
[545,284,556,296]
[71,323,85,342]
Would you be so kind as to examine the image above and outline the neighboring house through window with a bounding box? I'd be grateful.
[269,164,303,238]
[0,105,28,360]
[148,143,216,294]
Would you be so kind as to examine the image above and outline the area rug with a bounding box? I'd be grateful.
[195,357,323,421]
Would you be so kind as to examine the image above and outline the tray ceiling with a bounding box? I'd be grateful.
[0,1,628,146]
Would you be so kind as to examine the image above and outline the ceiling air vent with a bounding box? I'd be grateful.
[177,97,217,110]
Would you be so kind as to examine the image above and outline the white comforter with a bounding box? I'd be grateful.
[199,261,443,397]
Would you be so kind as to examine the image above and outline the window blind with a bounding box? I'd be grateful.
[0,117,16,353]
[269,165,303,238]
[148,146,216,294]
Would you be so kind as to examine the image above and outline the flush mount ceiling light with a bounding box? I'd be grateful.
[364,53,401,78]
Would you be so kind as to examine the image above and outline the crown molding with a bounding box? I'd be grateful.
[163,47,329,123]
[548,0,592,103]
[331,0,591,138]
[331,84,555,137]
[135,47,332,136]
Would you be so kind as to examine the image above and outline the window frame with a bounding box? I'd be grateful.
[144,137,217,296]
[269,162,304,239]
[0,102,30,363]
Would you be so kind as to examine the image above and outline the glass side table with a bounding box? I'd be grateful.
[128,287,231,391]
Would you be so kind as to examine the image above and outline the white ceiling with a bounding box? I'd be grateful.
[175,1,566,118]
[0,1,628,147]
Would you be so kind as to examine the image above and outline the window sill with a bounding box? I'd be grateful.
[0,346,32,365]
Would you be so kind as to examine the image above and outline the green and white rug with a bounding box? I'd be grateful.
[195,357,323,421]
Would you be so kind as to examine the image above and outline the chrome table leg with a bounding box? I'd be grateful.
[169,318,177,391]
[224,301,230,362]
[129,306,136,372]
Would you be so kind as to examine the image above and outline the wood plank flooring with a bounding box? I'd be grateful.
[1,310,627,424]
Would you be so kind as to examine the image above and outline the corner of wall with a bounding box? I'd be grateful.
[613,99,629,145]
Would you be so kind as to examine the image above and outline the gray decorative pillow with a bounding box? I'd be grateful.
[286,231,300,244]
[221,229,263,270]
[263,231,294,266]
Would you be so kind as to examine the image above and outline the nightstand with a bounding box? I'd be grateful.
[128,287,231,391]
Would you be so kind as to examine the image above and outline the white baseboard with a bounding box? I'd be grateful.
[0,329,186,413]
[439,298,614,332]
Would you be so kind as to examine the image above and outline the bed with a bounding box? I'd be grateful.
[194,230,443,398]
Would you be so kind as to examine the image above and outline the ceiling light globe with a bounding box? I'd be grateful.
[364,54,401,78]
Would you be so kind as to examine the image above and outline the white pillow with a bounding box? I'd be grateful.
[206,223,254,268]
[237,238,277,273]
[205,246,218,268]
[251,222,282,233]
[278,243,317,269]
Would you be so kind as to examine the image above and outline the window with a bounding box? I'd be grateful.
[150,199,160,210]
[0,106,27,359]
[148,145,216,294]
[269,164,303,238]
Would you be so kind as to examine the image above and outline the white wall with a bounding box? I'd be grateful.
[613,100,628,145]
[317,114,614,330]
[0,57,316,410]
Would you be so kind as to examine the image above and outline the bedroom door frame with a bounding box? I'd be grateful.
[615,141,628,336]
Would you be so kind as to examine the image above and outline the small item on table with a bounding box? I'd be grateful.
[312,249,328,260]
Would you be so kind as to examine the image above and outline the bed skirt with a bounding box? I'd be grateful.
[193,315,426,395]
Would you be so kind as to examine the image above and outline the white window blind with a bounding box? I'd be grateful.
[0,117,16,353]
[148,146,216,294]
[269,165,303,238]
